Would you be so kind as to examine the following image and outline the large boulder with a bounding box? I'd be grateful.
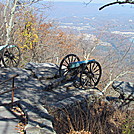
[25,62,59,79]
[0,67,31,83]
[112,81,134,100]
[19,99,56,134]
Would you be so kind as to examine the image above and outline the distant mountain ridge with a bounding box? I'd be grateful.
[45,2,134,65]
[46,2,134,19]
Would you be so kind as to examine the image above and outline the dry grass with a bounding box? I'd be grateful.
[52,97,133,134]
[67,130,92,134]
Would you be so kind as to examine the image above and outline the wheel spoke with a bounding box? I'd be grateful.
[9,48,13,53]
[86,66,90,72]
[71,55,74,62]
[89,63,92,72]
[82,73,90,86]
[68,56,71,63]
[83,79,89,86]
[4,51,10,57]
[93,63,98,71]
[94,73,100,75]
[12,58,17,65]
[5,48,10,54]
[91,77,96,85]
[65,59,69,65]
[90,79,93,86]
[73,57,77,62]
[62,63,68,67]
[4,58,10,64]
[8,59,12,66]
[94,68,100,73]
[93,76,99,80]
[11,60,15,67]
[63,69,69,75]
[92,62,95,70]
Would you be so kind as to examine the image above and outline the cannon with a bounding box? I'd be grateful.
[0,44,20,67]
[59,54,102,88]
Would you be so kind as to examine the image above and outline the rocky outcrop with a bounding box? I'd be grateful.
[19,99,56,134]
[2,63,133,134]
[25,62,59,80]
[0,62,104,134]
[112,81,134,100]
[111,81,134,110]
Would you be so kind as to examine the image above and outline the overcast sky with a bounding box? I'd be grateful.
[52,0,114,4]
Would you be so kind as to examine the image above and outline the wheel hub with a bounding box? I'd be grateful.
[4,52,14,59]
[87,71,94,78]
[83,70,94,78]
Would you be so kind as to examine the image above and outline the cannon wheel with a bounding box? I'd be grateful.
[59,54,80,80]
[1,45,21,67]
[80,60,101,88]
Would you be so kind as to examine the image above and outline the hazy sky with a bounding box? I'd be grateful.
[52,0,114,4]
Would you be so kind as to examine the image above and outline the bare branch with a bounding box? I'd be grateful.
[83,0,92,6]
[102,71,133,92]
[99,0,134,10]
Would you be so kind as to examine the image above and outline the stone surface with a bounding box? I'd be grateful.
[1,64,133,133]
[0,67,32,83]
[0,63,104,134]
[25,62,59,79]
[19,99,56,134]
[112,81,134,99]
[0,106,19,134]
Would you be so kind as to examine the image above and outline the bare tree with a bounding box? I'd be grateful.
[0,0,42,46]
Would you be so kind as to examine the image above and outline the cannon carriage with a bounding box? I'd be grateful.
[59,54,102,88]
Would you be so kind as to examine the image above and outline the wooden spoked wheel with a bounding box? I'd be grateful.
[1,45,21,67]
[80,60,102,88]
[59,54,80,80]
